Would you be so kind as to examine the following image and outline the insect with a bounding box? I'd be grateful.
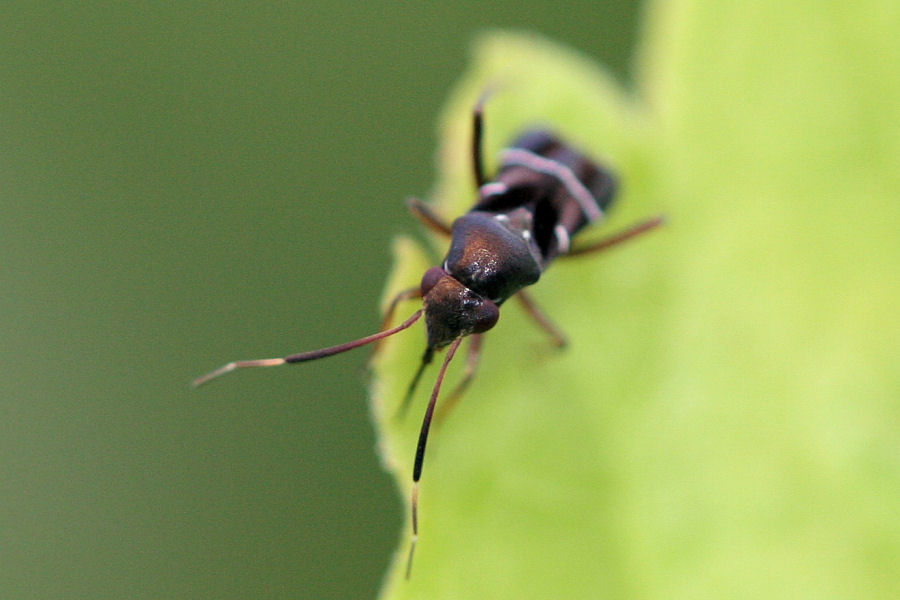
[193,94,664,578]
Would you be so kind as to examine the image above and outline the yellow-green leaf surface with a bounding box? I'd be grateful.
[373,4,899,598]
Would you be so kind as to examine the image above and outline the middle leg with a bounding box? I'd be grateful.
[514,290,568,349]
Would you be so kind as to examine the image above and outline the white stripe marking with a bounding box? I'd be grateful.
[479,181,508,198]
[554,225,570,254]
[500,147,604,222]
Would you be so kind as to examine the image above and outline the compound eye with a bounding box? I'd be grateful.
[472,298,499,333]
[420,266,447,296]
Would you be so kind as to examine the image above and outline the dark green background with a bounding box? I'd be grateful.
[2,3,640,598]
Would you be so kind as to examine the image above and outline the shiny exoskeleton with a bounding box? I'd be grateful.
[193,95,663,580]
[420,129,616,351]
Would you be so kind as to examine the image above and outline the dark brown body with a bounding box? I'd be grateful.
[421,130,617,350]
[192,99,662,581]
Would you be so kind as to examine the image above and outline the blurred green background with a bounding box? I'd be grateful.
[1,3,641,598]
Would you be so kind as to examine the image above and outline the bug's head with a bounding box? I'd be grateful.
[420,266,499,349]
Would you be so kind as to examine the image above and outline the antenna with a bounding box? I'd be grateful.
[405,336,463,579]
[192,309,424,387]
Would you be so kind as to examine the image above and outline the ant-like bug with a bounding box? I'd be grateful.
[193,94,664,578]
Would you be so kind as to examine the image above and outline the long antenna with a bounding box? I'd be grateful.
[405,336,463,579]
[192,309,424,387]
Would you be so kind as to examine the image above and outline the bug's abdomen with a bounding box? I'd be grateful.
[474,130,618,263]
[509,130,617,215]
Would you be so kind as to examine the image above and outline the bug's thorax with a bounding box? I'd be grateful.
[420,209,543,350]
[444,210,543,301]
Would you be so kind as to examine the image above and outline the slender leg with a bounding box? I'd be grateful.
[406,197,453,237]
[566,214,665,258]
[434,334,483,423]
[378,286,422,343]
[515,291,567,348]
[472,91,488,188]
[405,89,494,241]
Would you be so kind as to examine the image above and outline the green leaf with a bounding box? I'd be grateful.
[373,6,899,598]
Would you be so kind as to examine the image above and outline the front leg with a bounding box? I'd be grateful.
[406,197,453,237]
[376,286,422,349]
[514,290,567,349]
